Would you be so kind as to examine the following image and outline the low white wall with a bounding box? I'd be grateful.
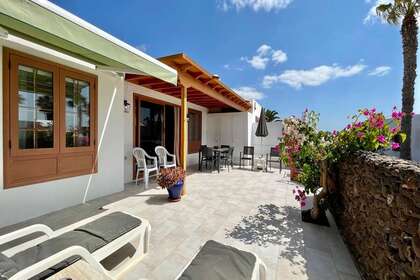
[252,122,283,155]
[207,112,251,163]
[124,83,208,182]
[0,40,125,226]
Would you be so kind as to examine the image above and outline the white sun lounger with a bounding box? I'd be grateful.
[0,211,151,280]
[176,240,267,280]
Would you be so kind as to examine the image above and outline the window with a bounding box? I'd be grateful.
[18,65,54,150]
[188,109,202,154]
[4,49,97,188]
[64,76,91,148]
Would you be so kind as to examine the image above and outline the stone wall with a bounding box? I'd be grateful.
[332,152,420,280]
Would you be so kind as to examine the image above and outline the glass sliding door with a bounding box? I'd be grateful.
[138,100,164,155]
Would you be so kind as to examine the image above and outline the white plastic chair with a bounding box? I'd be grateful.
[133,147,158,188]
[155,146,176,169]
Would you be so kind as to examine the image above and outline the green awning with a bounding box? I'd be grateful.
[0,0,177,85]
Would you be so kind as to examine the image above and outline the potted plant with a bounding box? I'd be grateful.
[157,167,185,202]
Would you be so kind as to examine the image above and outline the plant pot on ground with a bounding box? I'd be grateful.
[157,167,185,202]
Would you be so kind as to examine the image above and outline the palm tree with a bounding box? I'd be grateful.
[377,0,420,160]
[265,109,281,122]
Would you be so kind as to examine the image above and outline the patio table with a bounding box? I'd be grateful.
[213,147,229,173]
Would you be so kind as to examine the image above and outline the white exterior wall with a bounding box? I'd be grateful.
[124,83,208,182]
[252,122,283,155]
[206,100,282,163]
[0,39,125,226]
[207,112,250,163]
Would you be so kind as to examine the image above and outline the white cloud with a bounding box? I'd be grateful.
[219,0,294,12]
[242,44,287,70]
[257,44,272,56]
[262,63,367,89]
[272,50,288,64]
[364,0,392,24]
[233,86,265,100]
[223,64,243,71]
[242,55,270,70]
[368,66,391,76]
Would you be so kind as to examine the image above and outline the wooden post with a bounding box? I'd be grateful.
[180,85,188,195]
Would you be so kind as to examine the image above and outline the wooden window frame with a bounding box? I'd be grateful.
[188,109,202,154]
[3,48,98,189]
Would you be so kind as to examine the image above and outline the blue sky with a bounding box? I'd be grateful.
[52,0,420,130]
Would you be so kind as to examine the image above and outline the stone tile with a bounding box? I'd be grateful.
[4,168,359,280]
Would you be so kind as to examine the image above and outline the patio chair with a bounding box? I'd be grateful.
[0,211,151,280]
[155,146,176,169]
[222,147,234,171]
[198,145,207,171]
[266,147,282,173]
[200,147,215,170]
[239,146,255,170]
[176,240,267,280]
[133,147,158,188]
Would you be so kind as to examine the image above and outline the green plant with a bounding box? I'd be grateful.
[265,109,281,122]
[376,0,419,159]
[157,167,185,189]
[328,107,406,164]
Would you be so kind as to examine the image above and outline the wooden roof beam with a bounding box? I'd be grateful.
[179,74,247,112]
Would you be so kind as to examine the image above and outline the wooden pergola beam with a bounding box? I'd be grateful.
[179,73,247,112]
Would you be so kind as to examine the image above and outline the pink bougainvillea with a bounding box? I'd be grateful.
[293,186,307,207]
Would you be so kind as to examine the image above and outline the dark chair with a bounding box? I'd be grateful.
[198,145,207,171]
[266,147,282,173]
[239,146,254,170]
[222,147,234,171]
[200,147,215,170]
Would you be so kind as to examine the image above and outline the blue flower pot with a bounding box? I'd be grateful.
[167,180,183,202]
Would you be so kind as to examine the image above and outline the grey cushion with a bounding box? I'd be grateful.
[0,253,19,280]
[179,240,256,280]
[4,212,140,280]
[11,230,106,279]
[75,212,141,243]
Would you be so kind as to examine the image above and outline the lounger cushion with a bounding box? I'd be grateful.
[75,212,141,243]
[0,253,19,280]
[11,230,106,279]
[179,240,256,280]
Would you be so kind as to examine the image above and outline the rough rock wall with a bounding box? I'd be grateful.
[333,152,420,280]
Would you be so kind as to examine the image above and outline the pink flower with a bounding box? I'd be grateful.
[332,130,337,136]
[354,122,363,128]
[346,124,352,130]
[376,118,384,129]
[295,195,300,201]
[376,135,386,144]
[300,201,306,207]
[357,132,365,138]
[370,108,376,114]
[391,142,400,151]
[390,127,400,134]
[363,109,369,116]
[411,112,416,117]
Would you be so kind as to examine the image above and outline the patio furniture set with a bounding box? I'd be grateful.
[0,211,267,279]
[199,145,282,173]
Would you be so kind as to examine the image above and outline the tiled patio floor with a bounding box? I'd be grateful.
[0,168,361,280]
[106,168,361,280]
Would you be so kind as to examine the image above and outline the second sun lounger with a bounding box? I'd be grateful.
[176,240,267,280]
